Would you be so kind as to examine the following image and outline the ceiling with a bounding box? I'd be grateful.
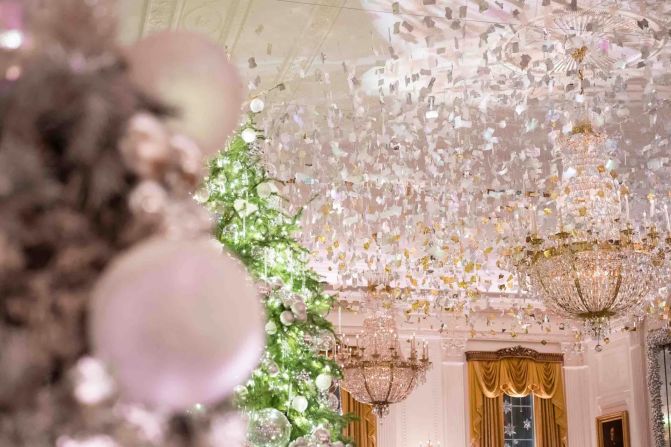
[119,1,671,102]
[118,0,671,340]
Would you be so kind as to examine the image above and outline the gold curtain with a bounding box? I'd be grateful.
[341,388,377,447]
[468,358,567,447]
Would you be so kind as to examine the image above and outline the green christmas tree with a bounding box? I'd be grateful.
[203,110,349,445]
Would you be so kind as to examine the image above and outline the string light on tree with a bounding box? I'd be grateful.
[203,104,349,444]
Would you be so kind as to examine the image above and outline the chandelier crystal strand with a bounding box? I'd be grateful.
[512,124,668,349]
[335,284,431,417]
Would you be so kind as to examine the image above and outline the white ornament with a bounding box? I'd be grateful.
[250,98,265,113]
[280,310,295,326]
[291,395,308,413]
[89,238,264,411]
[315,373,332,392]
[241,127,257,143]
[265,321,278,335]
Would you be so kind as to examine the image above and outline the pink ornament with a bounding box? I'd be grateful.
[0,0,27,80]
[125,31,243,157]
[90,238,264,411]
[0,1,23,33]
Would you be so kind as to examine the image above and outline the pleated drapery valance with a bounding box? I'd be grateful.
[467,347,568,447]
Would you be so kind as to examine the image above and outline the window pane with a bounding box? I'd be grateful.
[503,394,535,447]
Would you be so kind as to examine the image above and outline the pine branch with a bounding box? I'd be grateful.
[204,115,347,442]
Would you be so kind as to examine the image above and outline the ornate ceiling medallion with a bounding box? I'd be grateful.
[502,8,667,78]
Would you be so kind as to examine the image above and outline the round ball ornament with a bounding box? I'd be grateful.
[265,321,278,335]
[290,301,307,320]
[277,289,295,307]
[312,329,336,352]
[241,127,257,144]
[325,392,340,411]
[250,98,265,113]
[247,408,292,447]
[125,31,243,157]
[266,360,280,377]
[313,426,330,442]
[90,238,264,411]
[280,310,295,326]
[291,395,308,413]
[315,373,332,392]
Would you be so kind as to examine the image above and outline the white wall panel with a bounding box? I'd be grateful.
[351,327,652,447]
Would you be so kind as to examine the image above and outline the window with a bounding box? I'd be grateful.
[503,394,535,447]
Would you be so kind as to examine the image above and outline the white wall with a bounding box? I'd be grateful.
[373,334,651,447]
[377,339,450,447]
[332,308,652,446]
[581,330,651,447]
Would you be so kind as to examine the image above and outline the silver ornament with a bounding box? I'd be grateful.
[312,329,335,351]
[290,301,306,315]
[280,311,295,326]
[325,393,339,411]
[247,408,292,447]
[266,361,279,376]
[312,427,330,442]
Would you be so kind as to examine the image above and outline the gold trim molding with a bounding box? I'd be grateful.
[465,345,563,363]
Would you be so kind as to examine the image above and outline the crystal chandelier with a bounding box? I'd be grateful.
[335,285,431,417]
[511,123,668,348]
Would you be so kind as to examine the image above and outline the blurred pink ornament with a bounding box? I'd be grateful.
[0,1,23,30]
[89,238,264,411]
[0,0,28,81]
[125,31,243,157]
[119,113,171,179]
[72,356,116,405]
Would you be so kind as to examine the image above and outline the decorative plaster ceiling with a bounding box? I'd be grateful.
[120,0,671,103]
[119,1,671,341]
